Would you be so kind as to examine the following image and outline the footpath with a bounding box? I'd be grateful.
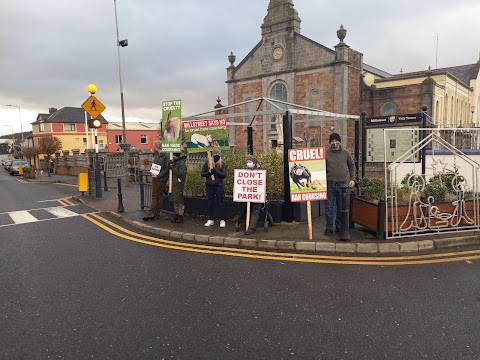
[26,172,480,254]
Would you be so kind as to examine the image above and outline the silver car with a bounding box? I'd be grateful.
[9,160,29,176]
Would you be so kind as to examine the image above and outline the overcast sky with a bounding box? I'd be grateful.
[1,0,479,137]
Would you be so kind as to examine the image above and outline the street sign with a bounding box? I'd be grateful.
[82,95,106,118]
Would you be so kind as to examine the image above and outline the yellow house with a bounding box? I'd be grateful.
[31,107,108,161]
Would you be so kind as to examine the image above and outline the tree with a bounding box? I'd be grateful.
[23,146,39,167]
[38,136,62,177]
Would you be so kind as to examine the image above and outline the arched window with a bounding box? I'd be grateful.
[270,83,288,129]
[435,100,440,124]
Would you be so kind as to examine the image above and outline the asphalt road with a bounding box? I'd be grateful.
[1,169,480,359]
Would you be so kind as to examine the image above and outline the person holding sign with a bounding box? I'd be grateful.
[234,155,263,235]
[324,133,355,236]
[168,151,187,223]
[201,150,228,228]
[143,140,170,221]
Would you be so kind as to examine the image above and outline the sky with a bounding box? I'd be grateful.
[1,0,479,137]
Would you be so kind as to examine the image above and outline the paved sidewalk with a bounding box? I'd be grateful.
[26,173,480,254]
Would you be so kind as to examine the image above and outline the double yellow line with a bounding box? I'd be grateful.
[82,213,480,266]
[57,197,76,206]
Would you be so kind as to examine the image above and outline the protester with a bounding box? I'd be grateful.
[201,150,228,228]
[143,140,169,221]
[324,132,355,236]
[234,155,263,235]
[168,151,187,223]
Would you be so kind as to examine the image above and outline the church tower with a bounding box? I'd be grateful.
[261,0,301,35]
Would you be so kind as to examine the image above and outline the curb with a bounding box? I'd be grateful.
[103,211,480,254]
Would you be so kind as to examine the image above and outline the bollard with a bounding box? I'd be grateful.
[103,170,108,192]
[139,171,145,210]
[117,178,125,213]
[339,184,351,241]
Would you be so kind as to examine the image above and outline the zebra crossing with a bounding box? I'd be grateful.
[0,204,92,228]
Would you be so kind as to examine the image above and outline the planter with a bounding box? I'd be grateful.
[23,170,36,179]
[293,201,320,222]
[350,195,479,238]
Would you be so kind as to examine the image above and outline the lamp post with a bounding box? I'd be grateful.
[6,104,23,142]
[114,0,127,144]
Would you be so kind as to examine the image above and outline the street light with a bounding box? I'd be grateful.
[6,104,23,142]
[114,0,127,144]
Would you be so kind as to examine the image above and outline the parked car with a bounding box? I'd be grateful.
[9,160,29,176]
[4,160,12,171]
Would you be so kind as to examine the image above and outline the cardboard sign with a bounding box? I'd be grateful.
[161,100,182,153]
[182,118,229,153]
[233,169,266,203]
[150,163,161,176]
[288,147,327,202]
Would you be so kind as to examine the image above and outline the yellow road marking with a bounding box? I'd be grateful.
[82,213,480,266]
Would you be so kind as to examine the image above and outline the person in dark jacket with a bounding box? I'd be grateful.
[168,151,187,223]
[143,140,170,221]
[234,155,263,235]
[201,150,228,228]
[324,132,355,236]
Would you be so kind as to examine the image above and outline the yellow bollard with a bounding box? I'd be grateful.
[19,166,24,175]
[78,172,88,193]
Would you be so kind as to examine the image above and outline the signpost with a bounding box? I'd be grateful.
[82,84,106,199]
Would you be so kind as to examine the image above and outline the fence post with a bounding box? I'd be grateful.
[139,171,146,210]
[339,184,351,241]
[103,170,108,191]
[117,178,125,212]
[377,198,386,239]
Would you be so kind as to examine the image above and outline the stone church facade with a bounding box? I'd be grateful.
[225,0,480,155]
[226,0,362,152]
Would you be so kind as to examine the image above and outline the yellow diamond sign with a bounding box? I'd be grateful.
[82,95,106,118]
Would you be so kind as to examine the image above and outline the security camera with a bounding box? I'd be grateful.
[118,39,128,47]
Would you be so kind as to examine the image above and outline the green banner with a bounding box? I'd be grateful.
[161,99,182,153]
[182,118,229,153]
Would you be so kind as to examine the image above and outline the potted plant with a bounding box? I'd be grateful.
[22,166,36,179]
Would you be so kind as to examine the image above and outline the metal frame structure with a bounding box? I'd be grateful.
[386,128,480,239]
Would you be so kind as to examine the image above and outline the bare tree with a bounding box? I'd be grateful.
[22,146,39,167]
[38,136,62,177]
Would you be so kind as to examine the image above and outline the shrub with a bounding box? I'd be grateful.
[358,177,385,202]
[184,150,285,200]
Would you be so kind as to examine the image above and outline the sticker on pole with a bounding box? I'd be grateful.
[288,147,327,202]
[233,169,266,203]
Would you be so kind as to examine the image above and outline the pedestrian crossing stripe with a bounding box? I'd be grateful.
[0,205,98,228]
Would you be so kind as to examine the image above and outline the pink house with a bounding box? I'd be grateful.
[107,122,161,151]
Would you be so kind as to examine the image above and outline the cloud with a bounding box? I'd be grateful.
[1,0,478,136]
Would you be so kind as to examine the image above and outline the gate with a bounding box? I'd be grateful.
[104,153,127,178]
[386,128,480,239]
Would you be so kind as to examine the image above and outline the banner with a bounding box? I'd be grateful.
[182,118,229,153]
[288,147,327,202]
[233,169,266,203]
[161,100,182,153]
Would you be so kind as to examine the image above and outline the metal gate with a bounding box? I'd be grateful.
[104,153,127,178]
[386,128,480,239]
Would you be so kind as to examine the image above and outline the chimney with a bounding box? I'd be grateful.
[49,107,57,114]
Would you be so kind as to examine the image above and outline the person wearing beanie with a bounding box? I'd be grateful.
[324,132,356,237]
[201,151,228,228]
[143,140,170,221]
[168,151,188,223]
[234,154,263,235]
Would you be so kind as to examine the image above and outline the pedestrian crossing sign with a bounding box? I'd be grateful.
[82,95,106,118]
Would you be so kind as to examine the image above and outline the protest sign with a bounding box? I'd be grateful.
[161,99,182,153]
[182,118,229,153]
[288,147,327,202]
[233,169,266,203]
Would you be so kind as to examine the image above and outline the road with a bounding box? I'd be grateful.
[1,169,480,359]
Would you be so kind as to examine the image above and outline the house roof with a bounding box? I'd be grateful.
[31,107,107,125]
[374,62,479,88]
[107,122,160,131]
[363,63,393,78]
